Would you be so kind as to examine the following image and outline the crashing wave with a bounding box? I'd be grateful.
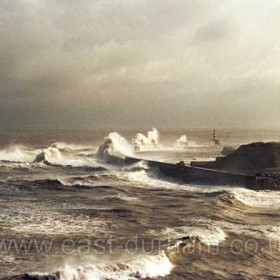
[60,251,173,280]
[0,146,38,163]
[231,188,280,209]
[21,251,173,280]
[154,225,226,246]
[33,147,62,164]
[96,132,134,163]
[133,128,162,152]
[50,143,73,153]
[174,135,188,148]
[12,233,218,280]
[32,143,100,167]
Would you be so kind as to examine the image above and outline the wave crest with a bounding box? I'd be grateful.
[34,147,62,164]
[60,251,172,280]
[97,132,134,162]
[22,251,173,280]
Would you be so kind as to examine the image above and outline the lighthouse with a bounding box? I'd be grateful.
[212,129,220,145]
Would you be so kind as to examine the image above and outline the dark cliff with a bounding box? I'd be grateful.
[216,142,280,173]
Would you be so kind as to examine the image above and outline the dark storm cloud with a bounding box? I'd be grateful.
[1,0,280,128]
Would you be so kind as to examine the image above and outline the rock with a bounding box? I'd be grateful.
[217,142,280,173]
[221,146,236,156]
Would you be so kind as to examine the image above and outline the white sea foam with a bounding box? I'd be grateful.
[97,132,134,161]
[32,144,102,167]
[122,168,235,193]
[34,147,62,163]
[133,128,162,151]
[174,135,188,148]
[231,188,280,209]
[123,170,185,190]
[221,221,280,241]
[60,251,173,280]
[0,146,38,163]
[190,218,280,243]
[133,128,159,147]
[104,193,140,202]
[151,225,226,246]
[10,209,107,236]
[122,168,280,213]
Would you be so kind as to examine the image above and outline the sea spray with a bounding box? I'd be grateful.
[133,128,161,151]
[0,145,38,163]
[59,251,173,280]
[97,132,134,161]
[174,135,188,147]
[34,147,62,163]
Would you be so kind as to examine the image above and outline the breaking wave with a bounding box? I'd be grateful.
[231,188,280,209]
[24,251,173,280]
[133,128,161,151]
[31,145,101,167]
[34,147,62,164]
[96,132,134,161]
[0,143,101,168]
[60,251,173,280]
[0,145,39,163]
[174,135,188,147]
[150,225,226,246]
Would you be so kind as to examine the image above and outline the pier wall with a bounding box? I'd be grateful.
[113,155,278,190]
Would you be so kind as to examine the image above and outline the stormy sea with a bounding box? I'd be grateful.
[1,128,280,280]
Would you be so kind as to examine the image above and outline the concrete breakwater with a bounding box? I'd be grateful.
[121,155,278,191]
[100,141,280,190]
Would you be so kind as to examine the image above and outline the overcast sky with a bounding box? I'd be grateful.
[1,0,280,129]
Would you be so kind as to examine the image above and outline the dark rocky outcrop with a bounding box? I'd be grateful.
[221,146,236,156]
[215,142,280,173]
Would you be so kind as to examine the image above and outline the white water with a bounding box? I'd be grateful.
[123,168,280,211]
[133,128,160,150]
[174,135,188,147]
[34,147,62,163]
[60,251,173,280]
[31,143,102,167]
[0,146,39,163]
[0,143,100,168]
[149,225,226,246]
[97,132,134,160]
[231,188,280,209]
[10,208,108,236]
